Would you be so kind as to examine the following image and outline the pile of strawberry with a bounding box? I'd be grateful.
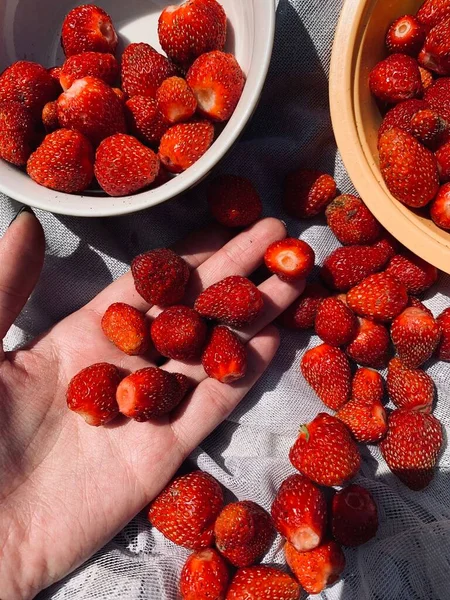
[368,0,450,229]
[0,0,244,197]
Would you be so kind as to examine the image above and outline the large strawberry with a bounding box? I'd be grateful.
[121,43,178,98]
[336,397,387,443]
[325,194,381,245]
[346,317,390,368]
[387,357,434,412]
[385,251,438,294]
[331,485,378,546]
[369,53,423,103]
[347,272,408,322]
[151,305,207,360]
[180,548,229,600]
[159,120,215,173]
[226,566,300,600]
[61,4,118,57]
[390,306,442,367]
[314,296,358,347]
[0,61,58,118]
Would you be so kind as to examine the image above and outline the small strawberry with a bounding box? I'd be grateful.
[264,238,315,282]
[369,54,423,103]
[277,283,330,330]
[202,325,247,383]
[0,101,36,166]
[378,99,429,139]
[151,305,207,360]
[131,248,190,307]
[387,357,434,412]
[61,4,118,57]
[271,474,327,552]
[346,317,390,368]
[148,471,224,549]
[283,169,337,219]
[289,413,361,486]
[121,43,178,99]
[385,251,438,293]
[207,175,262,228]
[101,302,149,355]
[380,409,443,490]
[42,101,59,132]
[351,367,384,405]
[386,15,426,56]
[325,194,381,245]
[0,61,58,118]
[226,566,300,600]
[284,540,346,594]
[419,18,450,75]
[408,295,434,316]
[419,66,434,90]
[195,275,263,328]
[27,129,94,194]
[336,398,387,443]
[125,96,168,146]
[301,344,351,410]
[66,362,122,426]
[159,120,215,173]
[60,51,119,91]
[347,272,408,322]
[331,485,378,546]
[94,134,160,197]
[156,76,197,124]
[430,182,450,229]
[214,501,275,567]
[417,0,450,29]
[315,296,358,347]
[158,0,227,67]
[436,307,450,360]
[180,548,230,600]
[410,108,449,146]
[436,141,450,182]
[424,77,450,122]
[391,306,441,367]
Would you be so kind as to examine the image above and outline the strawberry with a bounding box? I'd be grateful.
[346,317,390,368]
[408,295,434,316]
[387,357,434,412]
[0,61,58,118]
[125,96,168,146]
[156,76,197,124]
[380,409,443,490]
[180,548,229,600]
[430,182,450,229]
[121,43,178,99]
[385,251,438,293]
[378,99,429,139]
[419,18,450,75]
[226,566,300,600]
[27,129,94,193]
[61,4,118,57]
[386,15,426,56]
[214,501,275,567]
[369,54,422,103]
[148,471,224,549]
[331,485,378,546]
[378,128,439,208]
[284,540,346,594]
[351,367,384,405]
[391,306,441,367]
[336,398,387,443]
[207,175,262,228]
[201,325,247,383]
[301,344,351,410]
[264,238,315,282]
[195,275,263,328]
[60,51,119,91]
[0,101,36,166]
[42,101,59,133]
[419,66,434,90]
[158,0,227,67]
[283,169,337,219]
[49,66,63,85]
[131,248,190,307]
[417,0,450,29]
[116,366,189,421]
[325,194,381,246]
[425,77,450,121]
[347,272,408,322]
[289,413,361,486]
[315,296,358,347]
[277,283,330,330]
[94,134,160,197]
[271,474,327,552]
[437,307,450,359]
[151,305,207,360]
[101,302,149,355]
[186,51,244,122]
[159,120,215,173]
[66,362,122,426]
[436,141,450,182]
[410,108,449,146]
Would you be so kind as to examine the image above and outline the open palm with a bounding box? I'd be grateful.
[0,211,305,599]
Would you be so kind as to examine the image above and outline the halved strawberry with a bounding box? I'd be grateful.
[156,76,197,124]
[180,548,229,600]
[159,120,214,173]
[283,169,337,219]
[201,325,247,383]
[121,43,178,99]
[101,302,150,355]
[0,101,36,166]
[391,306,441,367]
[0,61,58,118]
[207,175,262,228]
[60,51,119,91]
[331,485,378,546]
[387,357,434,412]
[369,54,422,103]
[264,238,315,282]
[301,344,351,410]
[61,4,118,57]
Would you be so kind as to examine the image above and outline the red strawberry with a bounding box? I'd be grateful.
[148,471,224,549]
[125,96,168,146]
[61,4,118,57]
[378,99,429,139]
[378,128,439,208]
[315,297,358,346]
[351,367,384,405]
[410,108,449,146]
[436,307,450,359]
[391,306,441,367]
[347,272,408,322]
[121,43,178,99]
[101,302,149,355]
[284,540,346,594]
[271,474,327,552]
[301,344,351,410]
[419,18,450,75]
[66,362,122,426]
[0,61,58,118]
[0,101,36,166]
[289,413,361,486]
[424,77,450,120]
[159,120,215,173]
[207,175,262,228]
[201,325,247,383]
[151,305,207,360]
[369,54,423,103]
[380,409,443,490]
[42,101,59,132]
[180,548,229,600]
[131,248,190,307]
[195,275,263,328]
[158,0,227,67]
[94,133,160,196]
[186,51,244,122]
[155,76,197,125]
[283,169,337,218]
[60,51,119,91]
[264,238,315,282]
[417,0,450,29]
[27,129,94,193]
[336,398,387,443]
[331,485,378,546]
[408,295,434,316]
[277,283,330,330]
[385,251,438,293]
[226,566,300,600]
[214,501,275,567]
[346,317,390,368]
[430,182,450,229]
[436,141,450,182]
[386,15,426,56]
[419,66,434,89]
[49,66,63,84]
[387,357,434,412]
[325,194,381,246]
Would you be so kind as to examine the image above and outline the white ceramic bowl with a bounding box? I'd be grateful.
[0,0,276,217]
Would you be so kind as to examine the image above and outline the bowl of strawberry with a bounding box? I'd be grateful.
[330,0,450,274]
[0,1,275,216]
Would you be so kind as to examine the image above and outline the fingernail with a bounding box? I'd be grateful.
[9,205,34,227]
